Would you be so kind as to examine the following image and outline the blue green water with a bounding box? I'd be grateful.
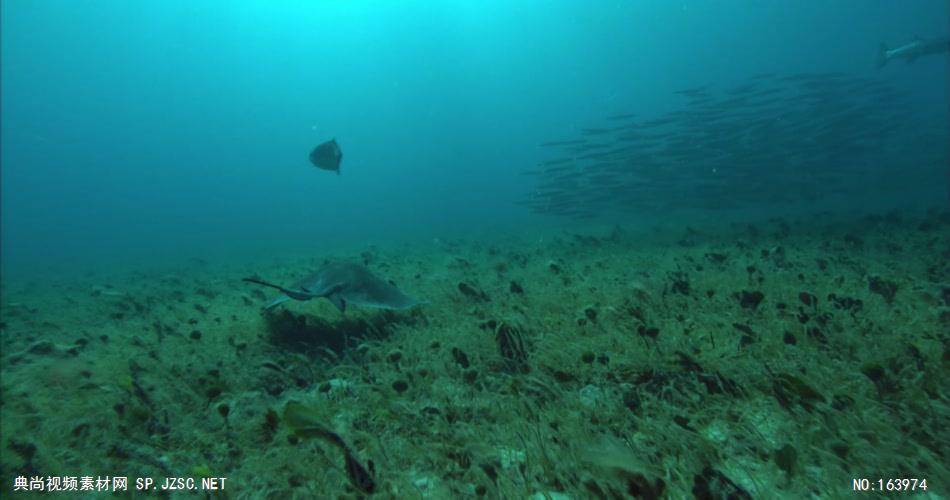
[3,1,948,277]
[2,3,949,497]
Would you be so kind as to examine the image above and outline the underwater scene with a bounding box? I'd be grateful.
[2,1,949,498]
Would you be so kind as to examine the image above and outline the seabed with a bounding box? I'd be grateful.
[2,209,948,499]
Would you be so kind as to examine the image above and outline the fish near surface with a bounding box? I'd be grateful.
[242,262,422,313]
[878,36,950,68]
[309,138,343,174]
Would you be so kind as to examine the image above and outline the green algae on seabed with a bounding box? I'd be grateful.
[282,401,376,494]
[1,210,948,497]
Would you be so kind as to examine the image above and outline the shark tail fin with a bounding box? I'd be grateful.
[877,42,889,68]
[243,277,304,308]
[266,295,291,309]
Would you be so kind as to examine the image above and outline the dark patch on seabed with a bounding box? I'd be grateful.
[2,209,949,498]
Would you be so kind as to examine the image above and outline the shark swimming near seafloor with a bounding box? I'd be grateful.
[242,262,423,313]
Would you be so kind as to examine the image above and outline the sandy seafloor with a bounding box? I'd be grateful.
[1,209,949,499]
